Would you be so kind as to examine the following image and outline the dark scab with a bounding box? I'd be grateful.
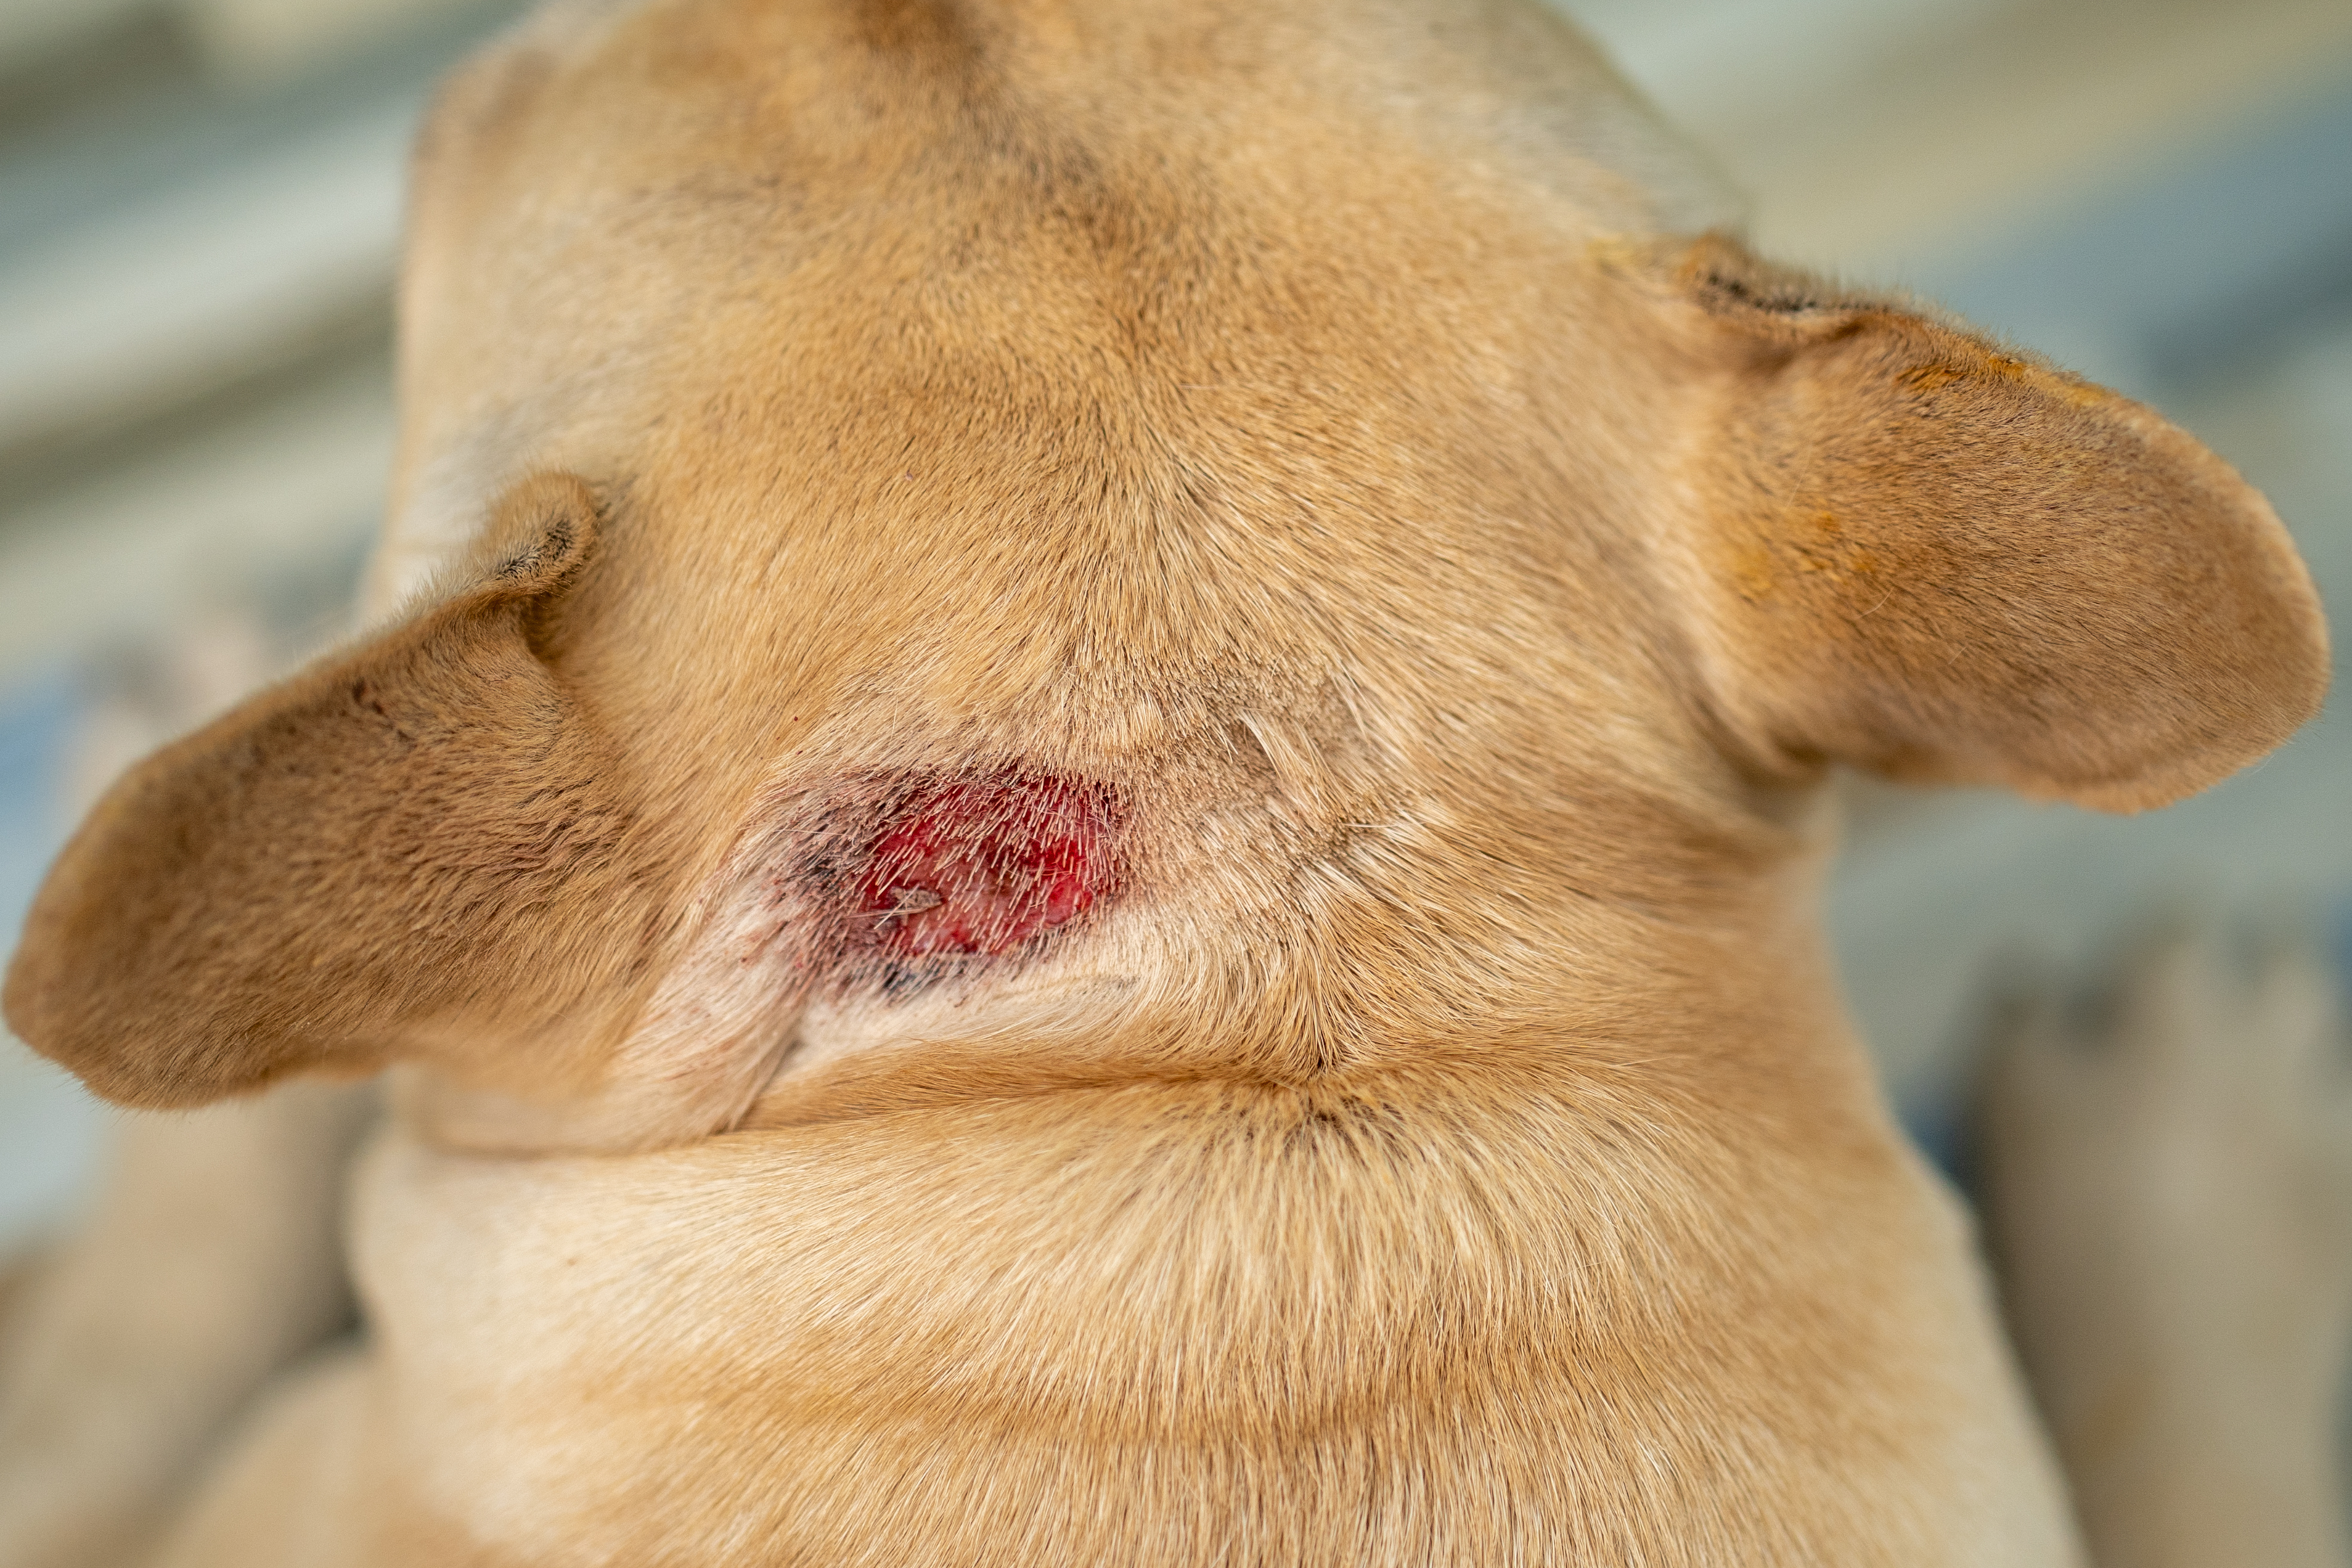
[793,766,1122,1005]
[876,962,933,1000]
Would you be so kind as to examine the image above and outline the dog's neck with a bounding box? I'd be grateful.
[388,775,1849,1157]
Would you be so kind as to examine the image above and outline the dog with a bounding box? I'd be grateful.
[1980,922,2352,1568]
[0,0,2332,1561]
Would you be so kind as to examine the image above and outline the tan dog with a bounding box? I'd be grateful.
[1983,924,2352,1568]
[0,0,2332,1562]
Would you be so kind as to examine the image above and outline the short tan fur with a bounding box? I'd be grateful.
[1,0,2327,1562]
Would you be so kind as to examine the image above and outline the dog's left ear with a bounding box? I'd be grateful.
[2,475,679,1110]
[1657,236,2328,812]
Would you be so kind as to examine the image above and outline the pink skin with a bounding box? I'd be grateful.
[854,774,1114,957]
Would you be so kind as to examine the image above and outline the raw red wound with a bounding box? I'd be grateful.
[854,773,1115,957]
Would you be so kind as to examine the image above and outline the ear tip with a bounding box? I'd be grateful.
[5,938,289,1109]
[0,959,45,1064]
[4,886,173,1106]
[1,949,163,1108]
[4,870,88,1065]
[2025,626,2329,814]
[1946,318,2338,731]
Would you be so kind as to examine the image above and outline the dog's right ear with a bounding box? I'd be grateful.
[1650,236,2328,812]
[3,475,675,1110]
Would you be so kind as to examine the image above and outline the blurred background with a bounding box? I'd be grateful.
[0,0,2347,1246]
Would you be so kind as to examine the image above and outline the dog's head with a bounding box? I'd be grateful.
[5,0,2326,1148]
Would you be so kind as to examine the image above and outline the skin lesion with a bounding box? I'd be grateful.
[850,770,1120,960]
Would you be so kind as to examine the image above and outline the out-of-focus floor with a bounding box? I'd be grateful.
[1,0,2349,1251]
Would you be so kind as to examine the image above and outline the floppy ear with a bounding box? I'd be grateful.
[3,475,674,1109]
[1662,236,2328,812]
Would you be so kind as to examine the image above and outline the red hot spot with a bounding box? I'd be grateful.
[854,772,1115,957]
